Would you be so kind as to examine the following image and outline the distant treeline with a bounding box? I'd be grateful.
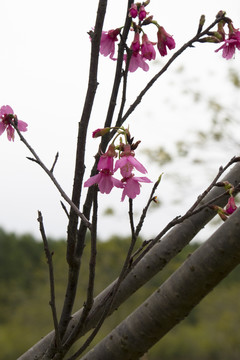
[0,227,240,360]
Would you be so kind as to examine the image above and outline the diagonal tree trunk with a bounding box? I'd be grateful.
[81,206,240,360]
[18,162,240,360]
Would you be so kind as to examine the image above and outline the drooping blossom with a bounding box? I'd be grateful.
[123,32,149,72]
[215,29,240,59]
[114,144,148,177]
[131,32,141,52]
[121,175,152,201]
[0,105,28,141]
[129,3,138,18]
[225,196,237,214]
[100,28,120,59]
[97,144,117,172]
[84,169,123,194]
[141,33,156,60]
[157,26,176,56]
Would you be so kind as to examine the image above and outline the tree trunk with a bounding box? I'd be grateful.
[81,207,240,360]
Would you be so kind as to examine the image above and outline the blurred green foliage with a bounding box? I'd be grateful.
[0,228,240,359]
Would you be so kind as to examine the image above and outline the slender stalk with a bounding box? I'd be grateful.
[55,0,108,351]
[37,211,61,350]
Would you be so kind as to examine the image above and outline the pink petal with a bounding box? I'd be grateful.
[121,178,140,201]
[114,157,127,172]
[6,125,15,141]
[0,105,14,116]
[0,122,6,135]
[128,156,147,174]
[133,176,152,183]
[98,173,114,194]
[17,120,28,132]
[97,156,114,171]
[112,177,124,189]
[84,173,101,188]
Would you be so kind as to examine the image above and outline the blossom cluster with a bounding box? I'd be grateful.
[97,1,176,72]
[84,127,152,201]
[215,20,240,59]
[201,13,240,59]
[0,105,28,141]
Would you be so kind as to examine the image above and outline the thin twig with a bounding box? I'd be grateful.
[50,152,59,173]
[62,188,98,353]
[37,211,61,349]
[12,122,91,230]
[60,201,70,219]
[135,175,163,239]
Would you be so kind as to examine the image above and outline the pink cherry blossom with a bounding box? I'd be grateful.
[215,30,240,59]
[131,32,141,53]
[97,145,117,172]
[100,29,120,59]
[157,26,176,56]
[225,196,237,214]
[141,33,156,60]
[124,32,149,72]
[114,144,148,176]
[0,105,28,141]
[84,169,123,194]
[121,175,152,201]
[115,155,148,176]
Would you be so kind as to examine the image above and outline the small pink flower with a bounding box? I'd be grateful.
[100,29,120,59]
[215,30,240,59]
[225,196,237,215]
[138,5,147,21]
[129,3,138,18]
[157,26,176,56]
[114,144,148,176]
[84,169,123,194]
[124,32,149,72]
[121,175,152,201]
[0,105,28,141]
[131,32,141,53]
[97,144,117,172]
[141,33,156,60]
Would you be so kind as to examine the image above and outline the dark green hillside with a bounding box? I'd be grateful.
[0,228,239,359]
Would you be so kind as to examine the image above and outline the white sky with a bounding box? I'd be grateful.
[0,1,240,241]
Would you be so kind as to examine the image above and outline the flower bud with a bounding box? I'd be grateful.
[92,127,110,138]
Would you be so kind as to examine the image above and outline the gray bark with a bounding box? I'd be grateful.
[18,162,240,360]
[81,206,240,360]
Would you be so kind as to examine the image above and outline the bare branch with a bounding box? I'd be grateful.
[37,211,61,349]
[50,152,59,173]
[12,122,91,230]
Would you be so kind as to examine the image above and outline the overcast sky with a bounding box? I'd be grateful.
[0,1,240,240]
